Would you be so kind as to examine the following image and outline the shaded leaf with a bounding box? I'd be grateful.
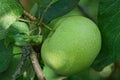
[0,0,23,40]
[39,0,80,24]
[17,57,35,80]
[0,40,13,73]
[0,48,35,80]
[92,0,120,71]
[0,54,21,80]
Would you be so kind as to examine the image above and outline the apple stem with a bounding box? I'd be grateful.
[18,18,37,24]
[42,22,53,31]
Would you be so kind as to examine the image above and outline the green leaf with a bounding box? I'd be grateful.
[0,40,13,73]
[31,35,43,45]
[39,0,80,24]
[92,0,120,71]
[0,54,21,80]
[0,49,35,80]
[5,21,30,44]
[0,0,23,40]
[13,46,22,54]
[14,34,31,46]
[17,57,35,80]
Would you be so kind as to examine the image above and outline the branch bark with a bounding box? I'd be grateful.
[30,51,45,80]
[12,45,32,80]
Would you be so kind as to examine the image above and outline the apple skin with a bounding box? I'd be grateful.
[63,7,83,17]
[43,7,82,39]
[43,65,67,80]
[48,7,82,29]
[41,16,101,76]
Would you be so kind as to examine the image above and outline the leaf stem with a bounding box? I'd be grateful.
[42,23,53,31]
[38,2,53,26]
[24,10,37,21]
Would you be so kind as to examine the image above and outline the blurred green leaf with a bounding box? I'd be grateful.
[14,34,31,46]
[13,46,22,54]
[31,35,43,45]
[0,54,21,80]
[80,0,98,19]
[0,48,35,80]
[5,21,29,44]
[0,40,13,73]
[0,0,23,40]
[14,33,43,46]
[92,0,120,71]
[17,57,35,80]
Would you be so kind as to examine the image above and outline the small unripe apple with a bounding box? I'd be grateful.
[43,7,82,39]
[41,16,101,75]
[48,7,82,28]
[43,65,66,80]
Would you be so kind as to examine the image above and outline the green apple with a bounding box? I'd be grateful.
[63,7,83,17]
[43,7,83,39]
[41,16,101,76]
[43,65,66,80]
[48,7,83,28]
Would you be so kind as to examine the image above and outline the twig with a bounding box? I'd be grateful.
[30,51,45,80]
[42,22,53,31]
[18,18,37,24]
[23,10,52,31]
[12,45,32,80]
[38,2,53,26]
[77,4,97,23]
[24,10,37,21]
[19,18,31,23]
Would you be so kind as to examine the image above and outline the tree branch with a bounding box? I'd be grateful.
[30,50,45,80]
[12,45,32,80]
[24,10,37,21]
[38,2,53,26]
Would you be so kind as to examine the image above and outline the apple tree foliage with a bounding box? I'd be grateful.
[0,0,120,80]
